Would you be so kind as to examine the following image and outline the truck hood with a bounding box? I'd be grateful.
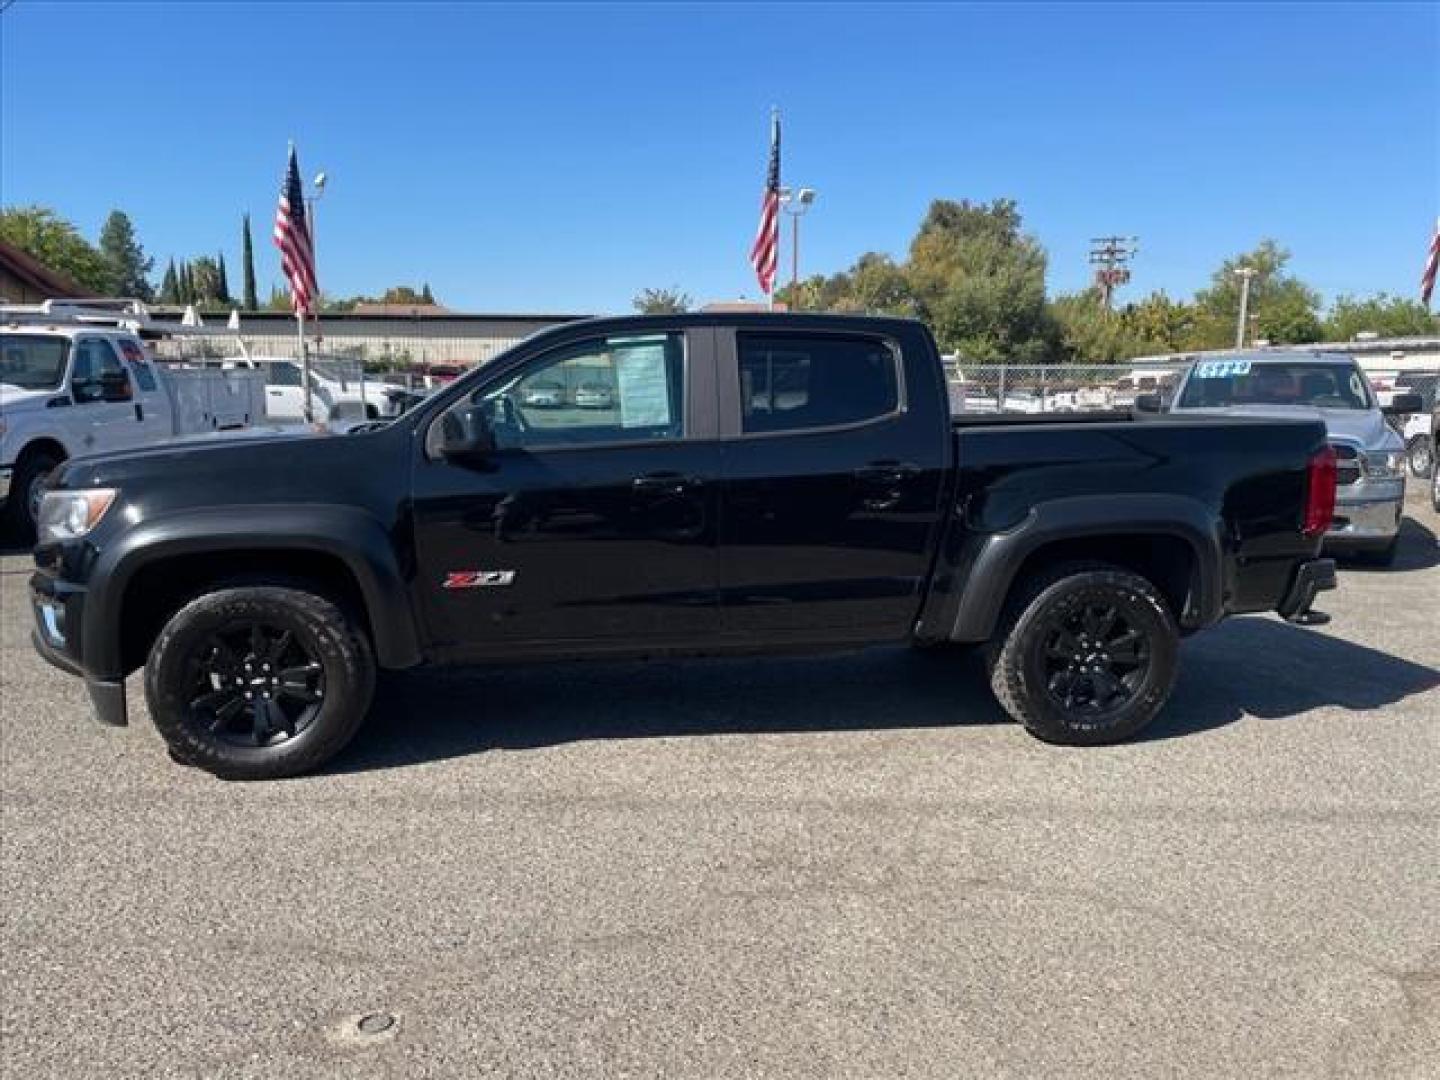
[0,384,59,413]
[1178,404,1400,450]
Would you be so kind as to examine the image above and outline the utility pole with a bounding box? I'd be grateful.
[1234,265,1256,349]
[1088,236,1139,308]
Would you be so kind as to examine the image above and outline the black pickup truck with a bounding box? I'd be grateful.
[30,314,1338,779]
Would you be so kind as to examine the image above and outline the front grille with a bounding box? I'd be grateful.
[1331,442,1362,487]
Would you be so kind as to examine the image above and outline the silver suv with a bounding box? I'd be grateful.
[1166,353,1420,565]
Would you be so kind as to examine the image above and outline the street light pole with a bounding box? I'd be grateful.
[778,186,817,304]
[302,170,327,423]
[1234,265,1256,350]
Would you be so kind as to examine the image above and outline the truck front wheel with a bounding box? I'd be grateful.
[144,586,375,780]
[4,449,62,540]
[987,563,1178,745]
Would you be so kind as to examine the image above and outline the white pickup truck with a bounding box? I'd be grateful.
[1,317,263,535]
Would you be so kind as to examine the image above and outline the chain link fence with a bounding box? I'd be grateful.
[943,361,1186,414]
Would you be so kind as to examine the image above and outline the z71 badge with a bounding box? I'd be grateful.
[442,570,516,590]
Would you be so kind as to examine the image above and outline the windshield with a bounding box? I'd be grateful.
[1178,359,1372,411]
[0,335,70,391]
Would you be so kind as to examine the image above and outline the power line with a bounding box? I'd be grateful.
[1088,236,1139,309]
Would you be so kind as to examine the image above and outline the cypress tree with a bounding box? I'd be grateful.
[217,251,231,303]
[159,258,178,304]
[241,213,259,311]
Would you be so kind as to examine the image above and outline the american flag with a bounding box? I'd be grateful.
[1422,216,1439,308]
[748,110,781,296]
[273,144,318,315]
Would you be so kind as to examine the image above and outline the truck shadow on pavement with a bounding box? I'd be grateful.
[329,617,1439,774]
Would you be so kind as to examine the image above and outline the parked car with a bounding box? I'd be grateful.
[30,313,1338,779]
[573,382,614,409]
[1158,353,1420,565]
[1390,379,1437,479]
[1432,402,1440,512]
[225,357,389,422]
[519,379,565,408]
[1,316,262,537]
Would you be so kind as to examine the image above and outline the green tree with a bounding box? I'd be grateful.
[632,286,691,314]
[241,213,259,310]
[0,205,110,293]
[1193,240,1322,347]
[159,259,179,304]
[1120,291,1200,355]
[178,260,194,304]
[379,285,426,304]
[266,285,293,312]
[188,256,226,306]
[97,210,154,300]
[421,282,436,305]
[1325,294,1438,341]
[1049,289,1143,363]
[905,200,1055,361]
[216,251,231,304]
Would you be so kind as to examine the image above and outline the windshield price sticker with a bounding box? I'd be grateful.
[1194,359,1252,379]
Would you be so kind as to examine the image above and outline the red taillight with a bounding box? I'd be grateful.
[1303,445,1337,537]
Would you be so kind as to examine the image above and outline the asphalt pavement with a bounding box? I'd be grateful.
[2,491,1437,1078]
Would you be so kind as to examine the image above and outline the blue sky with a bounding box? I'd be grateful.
[2,2,1436,314]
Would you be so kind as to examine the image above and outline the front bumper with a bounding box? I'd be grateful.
[1326,485,1404,547]
[29,576,128,726]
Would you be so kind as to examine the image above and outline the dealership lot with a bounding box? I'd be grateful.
[1,492,1436,1078]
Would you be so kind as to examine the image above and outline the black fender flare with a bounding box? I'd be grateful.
[944,493,1226,643]
[83,504,423,677]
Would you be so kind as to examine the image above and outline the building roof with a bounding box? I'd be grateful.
[349,302,453,317]
[0,241,89,299]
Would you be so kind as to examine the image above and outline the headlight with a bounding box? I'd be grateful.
[37,488,118,542]
[1361,450,1406,480]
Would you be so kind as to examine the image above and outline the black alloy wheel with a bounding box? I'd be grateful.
[1039,602,1151,716]
[987,562,1179,745]
[187,621,326,747]
[145,586,375,780]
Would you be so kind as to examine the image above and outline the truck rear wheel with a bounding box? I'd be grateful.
[987,562,1178,745]
[143,586,375,780]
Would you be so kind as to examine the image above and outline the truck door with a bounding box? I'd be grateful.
[116,339,175,443]
[67,337,149,453]
[715,327,950,640]
[263,361,307,421]
[411,327,721,655]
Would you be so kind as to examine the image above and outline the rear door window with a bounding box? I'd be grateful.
[737,333,900,434]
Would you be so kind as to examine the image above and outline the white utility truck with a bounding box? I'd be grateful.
[1,302,264,535]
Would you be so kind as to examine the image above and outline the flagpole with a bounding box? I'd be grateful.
[299,307,312,423]
[769,105,779,312]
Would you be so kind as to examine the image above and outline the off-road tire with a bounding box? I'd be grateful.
[986,561,1178,745]
[144,586,375,780]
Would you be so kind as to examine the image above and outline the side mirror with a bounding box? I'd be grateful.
[437,402,497,463]
[1134,393,1164,413]
[1383,393,1424,416]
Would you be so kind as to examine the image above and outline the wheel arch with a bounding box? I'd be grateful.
[88,505,423,679]
[941,494,1224,643]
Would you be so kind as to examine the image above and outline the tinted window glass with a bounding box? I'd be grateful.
[0,335,68,390]
[72,340,129,404]
[433,333,686,453]
[268,362,303,387]
[117,340,158,392]
[1178,360,1372,411]
[738,334,898,434]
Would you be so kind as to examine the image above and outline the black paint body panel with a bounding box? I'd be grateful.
[29,313,1329,693]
